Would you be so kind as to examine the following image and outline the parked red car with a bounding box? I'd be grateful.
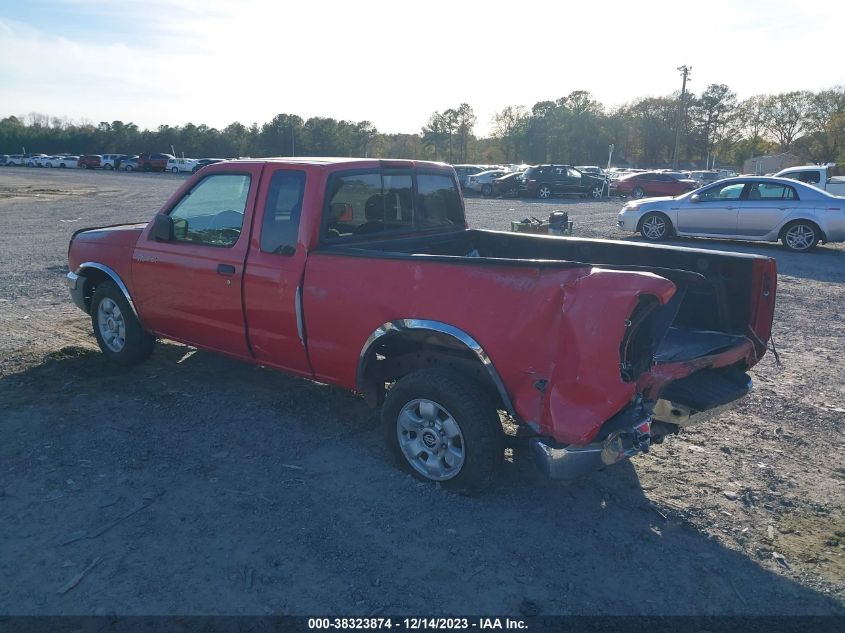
[612,171,699,199]
[78,154,102,169]
[137,153,175,172]
[66,158,776,493]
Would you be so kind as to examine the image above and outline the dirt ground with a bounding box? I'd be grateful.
[0,168,843,616]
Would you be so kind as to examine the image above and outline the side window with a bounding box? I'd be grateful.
[260,170,306,255]
[417,174,463,228]
[799,171,820,184]
[168,173,251,247]
[750,183,798,200]
[698,182,744,202]
[324,173,414,239]
[566,168,580,178]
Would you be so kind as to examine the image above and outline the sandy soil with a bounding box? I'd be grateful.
[0,168,843,616]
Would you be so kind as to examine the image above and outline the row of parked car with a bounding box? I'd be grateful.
[453,163,728,200]
[0,152,226,173]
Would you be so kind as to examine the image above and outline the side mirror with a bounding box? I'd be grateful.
[152,213,173,241]
[690,193,700,203]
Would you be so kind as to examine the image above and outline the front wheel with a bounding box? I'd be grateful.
[103,164,113,170]
[481,183,493,197]
[640,212,672,242]
[91,281,155,365]
[590,185,604,199]
[632,186,646,199]
[171,167,179,173]
[781,221,819,252]
[383,368,504,494]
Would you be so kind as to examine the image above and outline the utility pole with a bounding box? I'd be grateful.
[672,65,691,169]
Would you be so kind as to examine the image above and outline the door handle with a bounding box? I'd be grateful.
[216,264,236,276]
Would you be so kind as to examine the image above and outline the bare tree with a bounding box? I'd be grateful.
[762,91,813,150]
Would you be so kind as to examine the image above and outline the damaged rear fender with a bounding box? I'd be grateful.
[535,268,676,445]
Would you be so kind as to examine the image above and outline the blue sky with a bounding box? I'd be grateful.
[1,0,843,136]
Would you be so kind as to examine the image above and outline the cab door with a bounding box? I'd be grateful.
[241,167,313,376]
[131,165,263,358]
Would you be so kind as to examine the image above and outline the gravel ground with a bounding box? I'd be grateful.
[0,168,843,616]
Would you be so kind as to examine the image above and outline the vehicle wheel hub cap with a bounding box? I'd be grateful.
[786,226,813,250]
[643,217,665,239]
[97,298,126,353]
[397,399,465,481]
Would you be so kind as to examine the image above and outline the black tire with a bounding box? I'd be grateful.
[632,186,646,199]
[382,368,505,495]
[481,183,493,197]
[780,220,820,252]
[104,164,113,170]
[171,167,179,174]
[90,281,155,366]
[638,211,672,242]
[537,184,553,199]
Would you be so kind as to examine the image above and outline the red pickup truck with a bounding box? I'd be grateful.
[66,158,777,493]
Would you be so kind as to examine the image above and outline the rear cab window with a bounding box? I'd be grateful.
[322,170,463,241]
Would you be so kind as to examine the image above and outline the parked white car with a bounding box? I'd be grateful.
[26,154,48,167]
[42,156,66,168]
[100,154,124,170]
[57,156,80,168]
[5,154,25,166]
[617,176,845,252]
[166,157,199,173]
[465,169,508,196]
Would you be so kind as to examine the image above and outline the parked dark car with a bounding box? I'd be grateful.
[193,158,226,173]
[137,153,175,172]
[518,165,607,199]
[78,155,102,169]
[492,172,524,197]
[611,171,699,199]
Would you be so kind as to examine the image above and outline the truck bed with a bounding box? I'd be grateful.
[322,228,773,365]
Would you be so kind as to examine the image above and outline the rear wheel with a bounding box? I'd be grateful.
[382,368,504,494]
[103,164,113,170]
[171,167,179,173]
[781,221,819,252]
[90,281,155,366]
[632,186,646,199]
[481,183,493,197]
[537,184,553,199]
[639,212,672,241]
[590,185,604,199]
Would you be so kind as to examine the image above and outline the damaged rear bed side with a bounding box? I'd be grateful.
[305,229,776,447]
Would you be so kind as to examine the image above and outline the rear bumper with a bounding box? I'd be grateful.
[66,271,88,313]
[530,409,652,479]
[652,372,753,427]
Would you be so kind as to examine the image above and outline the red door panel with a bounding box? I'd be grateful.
[131,164,264,359]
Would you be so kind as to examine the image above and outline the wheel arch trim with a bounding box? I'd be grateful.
[75,261,143,324]
[356,319,516,416]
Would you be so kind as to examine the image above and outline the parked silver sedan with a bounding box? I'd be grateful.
[617,177,845,252]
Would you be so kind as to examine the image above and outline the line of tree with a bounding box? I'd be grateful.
[1,84,842,169]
